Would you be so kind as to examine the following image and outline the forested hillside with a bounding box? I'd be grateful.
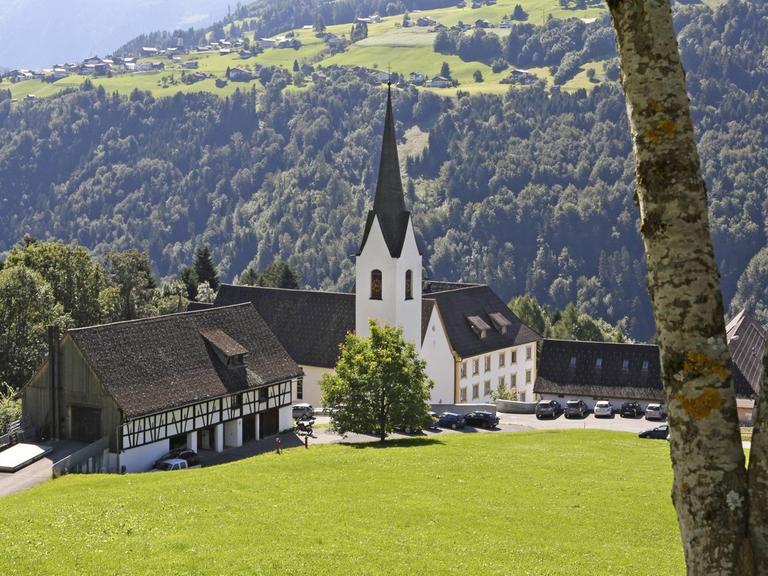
[0,0,765,340]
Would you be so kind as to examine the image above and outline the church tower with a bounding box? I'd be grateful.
[356,87,422,350]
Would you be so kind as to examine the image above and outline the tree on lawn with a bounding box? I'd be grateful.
[606,0,763,573]
[321,320,433,441]
[440,61,452,79]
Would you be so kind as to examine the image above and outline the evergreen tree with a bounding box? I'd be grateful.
[259,260,300,289]
[180,265,199,301]
[194,246,219,291]
[440,61,451,78]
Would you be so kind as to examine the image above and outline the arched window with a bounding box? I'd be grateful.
[370,269,382,300]
[405,270,413,300]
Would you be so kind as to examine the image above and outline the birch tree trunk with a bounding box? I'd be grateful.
[605,1,753,573]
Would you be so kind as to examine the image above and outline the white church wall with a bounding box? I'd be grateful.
[458,342,538,404]
[356,216,422,350]
[421,308,456,405]
[296,365,333,407]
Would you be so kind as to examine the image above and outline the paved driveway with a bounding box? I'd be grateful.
[0,440,85,498]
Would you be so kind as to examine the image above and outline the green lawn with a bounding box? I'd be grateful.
[0,430,684,575]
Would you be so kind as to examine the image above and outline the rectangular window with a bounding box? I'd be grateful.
[472,384,479,400]
[511,350,517,364]
[511,373,517,387]
[297,378,303,400]
[472,359,479,375]
[498,375,505,388]
[525,369,532,384]
[460,387,467,402]
[499,351,505,367]
[484,355,491,372]
[461,361,467,379]
[526,345,532,361]
[484,380,491,396]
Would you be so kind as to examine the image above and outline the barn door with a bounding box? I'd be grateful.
[70,405,102,442]
[259,408,279,438]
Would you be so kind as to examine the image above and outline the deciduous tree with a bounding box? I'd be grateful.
[321,321,433,441]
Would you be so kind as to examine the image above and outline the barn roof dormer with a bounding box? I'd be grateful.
[358,85,411,258]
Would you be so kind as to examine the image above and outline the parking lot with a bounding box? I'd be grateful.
[306,411,664,445]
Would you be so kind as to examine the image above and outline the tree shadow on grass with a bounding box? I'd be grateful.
[342,437,446,449]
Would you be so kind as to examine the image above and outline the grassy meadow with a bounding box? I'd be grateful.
[0,430,684,575]
[0,0,610,101]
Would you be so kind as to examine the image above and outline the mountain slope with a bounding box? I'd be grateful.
[0,0,233,70]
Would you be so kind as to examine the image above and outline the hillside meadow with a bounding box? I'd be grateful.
[0,430,685,575]
[0,0,609,100]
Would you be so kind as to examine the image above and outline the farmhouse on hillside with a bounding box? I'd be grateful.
[20,304,301,472]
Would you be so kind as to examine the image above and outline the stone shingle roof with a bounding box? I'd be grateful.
[534,339,663,401]
[726,309,765,398]
[424,285,540,358]
[69,304,301,418]
[535,336,757,401]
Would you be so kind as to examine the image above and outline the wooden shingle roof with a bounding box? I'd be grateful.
[69,304,301,418]
[726,309,765,397]
[214,284,437,368]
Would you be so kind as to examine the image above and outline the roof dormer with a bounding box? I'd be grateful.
[489,312,511,335]
[467,315,491,339]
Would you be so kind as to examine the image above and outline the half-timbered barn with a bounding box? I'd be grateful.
[21,304,301,472]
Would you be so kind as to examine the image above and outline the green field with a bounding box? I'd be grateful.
[0,431,684,575]
[0,0,610,101]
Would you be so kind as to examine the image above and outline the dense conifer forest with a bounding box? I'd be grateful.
[0,0,766,341]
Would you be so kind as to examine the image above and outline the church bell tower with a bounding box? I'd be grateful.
[355,86,422,350]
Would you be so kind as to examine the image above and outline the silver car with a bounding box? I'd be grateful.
[593,400,614,418]
[645,403,666,421]
[292,403,314,419]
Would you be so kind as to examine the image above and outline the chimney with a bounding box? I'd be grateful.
[47,325,60,440]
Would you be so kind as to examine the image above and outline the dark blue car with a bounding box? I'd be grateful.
[436,412,465,429]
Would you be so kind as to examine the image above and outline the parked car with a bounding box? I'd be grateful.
[464,411,499,429]
[639,424,669,440]
[292,403,314,420]
[154,458,190,471]
[436,412,465,429]
[645,403,666,421]
[154,448,200,468]
[593,400,614,418]
[564,400,589,419]
[535,400,562,419]
[620,401,644,418]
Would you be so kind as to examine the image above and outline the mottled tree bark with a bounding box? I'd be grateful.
[605,1,754,574]
[749,358,768,573]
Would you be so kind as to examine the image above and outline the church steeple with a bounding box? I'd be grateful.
[358,85,411,258]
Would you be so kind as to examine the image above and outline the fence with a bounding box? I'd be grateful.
[52,436,110,478]
[0,420,24,451]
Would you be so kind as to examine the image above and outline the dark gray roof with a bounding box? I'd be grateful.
[423,281,482,294]
[214,284,437,368]
[535,337,756,400]
[358,87,412,258]
[69,304,301,418]
[214,285,356,368]
[726,309,765,397]
[424,285,540,357]
[534,339,663,401]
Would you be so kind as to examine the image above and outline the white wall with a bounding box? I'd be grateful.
[278,405,293,432]
[421,307,455,405]
[356,216,422,350]
[458,342,537,404]
[118,438,169,473]
[295,365,333,407]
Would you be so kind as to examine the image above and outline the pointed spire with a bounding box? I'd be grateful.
[358,84,411,257]
[374,84,407,217]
